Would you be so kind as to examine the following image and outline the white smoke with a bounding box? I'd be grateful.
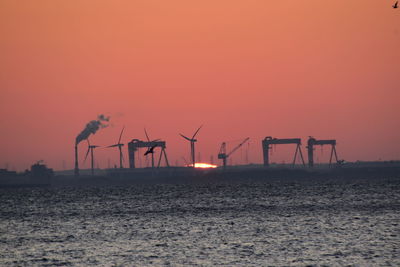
[75,114,110,145]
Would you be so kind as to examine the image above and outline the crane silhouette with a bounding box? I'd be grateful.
[218,138,250,169]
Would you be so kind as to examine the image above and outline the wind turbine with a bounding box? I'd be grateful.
[181,156,189,167]
[84,139,100,175]
[107,126,125,168]
[144,128,160,168]
[179,125,203,168]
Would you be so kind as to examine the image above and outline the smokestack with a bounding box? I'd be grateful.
[74,114,110,176]
[75,114,110,145]
[74,145,79,176]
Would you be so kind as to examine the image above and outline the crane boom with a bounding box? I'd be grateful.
[227,137,250,157]
[218,138,250,168]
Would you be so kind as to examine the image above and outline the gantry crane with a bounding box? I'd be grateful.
[262,136,306,167]
[127,139,169,169]
[218,138,250,169]
[307,137,339,167]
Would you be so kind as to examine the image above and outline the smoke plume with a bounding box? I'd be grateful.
[75,114,110,145]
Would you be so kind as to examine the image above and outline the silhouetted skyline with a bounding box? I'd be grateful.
[0,1,399,171]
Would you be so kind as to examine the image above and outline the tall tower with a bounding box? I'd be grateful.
[74,145,79,176]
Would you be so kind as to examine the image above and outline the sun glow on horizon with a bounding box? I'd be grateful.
[186,163,218,168]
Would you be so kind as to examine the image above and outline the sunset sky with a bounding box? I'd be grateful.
[1,1,399,171]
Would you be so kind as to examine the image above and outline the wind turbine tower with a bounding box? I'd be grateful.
[107,126,125,168]
[84,139,100,175]
[179,125,203,168]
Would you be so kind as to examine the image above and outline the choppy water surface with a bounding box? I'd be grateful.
[1,176,399,266]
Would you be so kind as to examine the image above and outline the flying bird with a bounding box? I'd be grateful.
[144,144,157,156]
[143,128,160,156]
[394,1,398,8]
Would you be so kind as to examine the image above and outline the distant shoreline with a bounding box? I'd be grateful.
[2,161,400,188]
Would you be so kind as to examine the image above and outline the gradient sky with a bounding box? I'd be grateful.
[1,1,399,171]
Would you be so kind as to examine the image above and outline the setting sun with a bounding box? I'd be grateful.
[187,163,218,169]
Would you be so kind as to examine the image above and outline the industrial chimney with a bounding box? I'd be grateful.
[74,114,110,176]
[74,144,79,176]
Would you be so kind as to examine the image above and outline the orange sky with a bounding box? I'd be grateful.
[1,1,399,171]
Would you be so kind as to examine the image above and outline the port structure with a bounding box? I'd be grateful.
[262,137,305,167]
[307,137,339,167]
[218,137,250,169]
[128,139,169,169]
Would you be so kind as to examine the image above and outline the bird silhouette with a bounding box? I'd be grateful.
[144,144,157,156]
[394,1,398,8]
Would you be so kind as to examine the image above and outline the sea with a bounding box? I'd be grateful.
[0,175,399,266]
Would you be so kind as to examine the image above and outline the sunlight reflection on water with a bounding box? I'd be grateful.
[0,176,399,266]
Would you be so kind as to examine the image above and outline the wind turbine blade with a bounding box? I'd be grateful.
[181,157,189,165]
[84,147,90,163]
[118,146,124,162]
[180,134,192,141]
[192,125,203,139]
[118,126,125,144]
[107,144,119,148]
[83,139,91,163]
[144,128,150,142]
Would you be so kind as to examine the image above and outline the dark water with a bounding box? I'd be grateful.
[1,176,399,266]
